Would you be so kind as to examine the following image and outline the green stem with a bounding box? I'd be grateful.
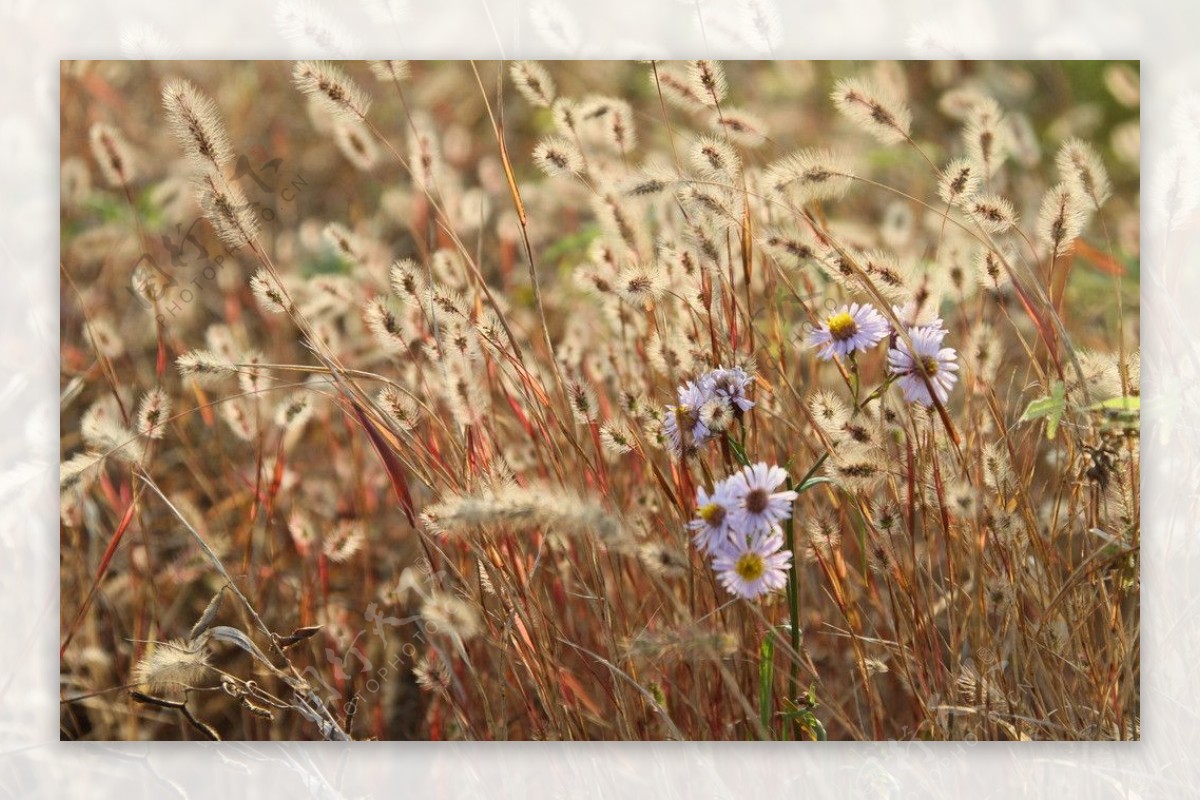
[758,630,776,739]
[784,484,799,739]
[855,375,897,415]
[782,452,829,739]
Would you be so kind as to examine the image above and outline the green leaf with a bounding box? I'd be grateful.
[758,632,775,738]
[1088,395,1139,412]
[797,476,832,493]
[726,434,751,468]
[1019,381,1066,439]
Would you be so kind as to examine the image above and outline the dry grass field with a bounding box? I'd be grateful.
[59,59,1139,741]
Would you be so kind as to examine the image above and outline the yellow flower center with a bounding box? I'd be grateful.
[735,552,766,582]
[698,502,726,526]
[919,355,939,376]
[826,312,858,341]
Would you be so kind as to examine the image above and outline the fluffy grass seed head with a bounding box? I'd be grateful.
[323,520,365,563]
[807,389,851,437]
[938,157,982,205]
[323,221,366,266]
[333,118,380,170]
[1037,183,1089,257]
[422,592,482,642]
[161,78,233,174]
[81,399,138,464]
[136,388,171,440]
[766,148,854,204]
[219,400,254,443]
[422,483,624,547]
[762,227,819,267]
[711,106,768,148]
[414,653,451,695]
[1056,138,1112,209]
[84,317,125,360]
[235,349,270,397]
[567,379,599,425]
[599,421,635,457]
[390,259,427,306]
[616,263,666,306]
[60,451,104,494]
[965,192,1017,233]
[274,391,314,433]
[638,541,690,578]
[982,441,1014,497]
[293,60,371,123]
[250,270,290,314]
[651,64,706,112]
[963,321,1001,385]
[377,385,420,431]
[831,76,912,145]
[975,247,1011,291]
[687,60,728,106]
[89,122,137,187]
[132,638,211,695]
[363,297,409,353]
[860,250,915,302]
[825,444,887,492]
[532,135,583,177]
[368,60,410,83]
[61,157,91,207]
[688,135,741,179]
[580,95,638,154]
[510,60,556,107]
[194,167,258,249]
[964,97,1011,178]
[177,348,236,387]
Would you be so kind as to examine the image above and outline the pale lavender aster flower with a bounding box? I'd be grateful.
[688,478,739,552]
[888,325,960,406]
[703,366,755,412]
[809,302,889,360]
[676,379,713,439]
[729,462,798,533]
[662,404,698,459]
[711,527,792,600]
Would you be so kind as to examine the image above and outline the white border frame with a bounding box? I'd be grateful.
[5,0,1191,796]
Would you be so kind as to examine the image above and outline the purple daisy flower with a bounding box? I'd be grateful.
[676,379,714,440]
[688,478,739,552]
[711,527,792,600]
[703,366,756,413]
[888,325,960,406]
[662,404,701,459]
[728,462,798,534]
[809,302,890,360]
[661,380,715,459]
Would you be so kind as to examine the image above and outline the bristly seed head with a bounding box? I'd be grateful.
[293,60,371,123]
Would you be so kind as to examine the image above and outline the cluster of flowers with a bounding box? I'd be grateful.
[808,301,959,407]
[662,366,755,459]
[688,463,797,600]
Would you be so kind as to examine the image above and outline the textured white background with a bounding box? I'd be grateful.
[5,0,1193,796]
